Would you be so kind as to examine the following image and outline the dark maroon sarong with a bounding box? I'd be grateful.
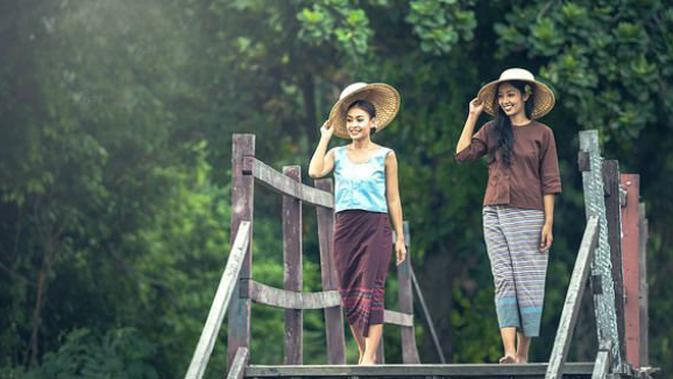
[333,210,392,337]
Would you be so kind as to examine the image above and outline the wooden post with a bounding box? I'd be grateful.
[591,342,613,379]
[283,166,302,364]
[603,160,626,361]
[546,217,599,379]
[579,130,624,371]
[227,134,255,367]
[620,174,641,367]
[226,347,249,379]
[377,335,385,364]
[398,222,420,363]
[638,203,649,367]
[314,179,346,364]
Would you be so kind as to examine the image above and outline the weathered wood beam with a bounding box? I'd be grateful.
[314,179,346,364]
[396,222,420,363]
[383,310,414,327]
[638,203,649,367]
[225,347,249,379]
[228,134,255,367]
[546,216,599,379]
[245,157,333,208]
[249,280,341,309]
[185,222,251,379]
[603,161,626,360]
[282,166,303,365]
[621,174,642,367]
[245,362,595,377]
[591,342,612,379]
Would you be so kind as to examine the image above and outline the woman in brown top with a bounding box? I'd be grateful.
[455,68,561,364]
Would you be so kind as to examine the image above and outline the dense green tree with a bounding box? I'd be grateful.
[1,0,672,377]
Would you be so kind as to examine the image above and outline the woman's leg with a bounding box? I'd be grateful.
[502,207,547,348]
[484,207,520,363]
[499,327,517,363]
[360,324,383,365]
[516,331,530,363]
[349,324,366,364]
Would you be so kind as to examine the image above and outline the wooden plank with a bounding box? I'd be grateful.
[602,161,626,361]
[397,222,420,363]
[620,174,641,367]
[227,134,255,367]
[638,202,649,367]
[546,216,599,379]
[591,343,612,379]
[226,347,249,379]
[245,362,595,377]
[578,151,590,172]
[377,335,385,364]
[185,222,251,379]
[314,179,346,364]
[247,157,333,208]
[382,310,414,327]
[282,166,303,365]
[411,266,446,363]
[249,280,341,309]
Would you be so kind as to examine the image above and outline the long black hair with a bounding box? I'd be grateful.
[347,99,377,134]
[492,80,535,167]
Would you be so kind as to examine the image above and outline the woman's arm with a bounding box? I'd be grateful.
[385,150,407,265]
[455,98,484,154]
[308,120,336,178]
[539,127,561,253]
[539,194,555,252]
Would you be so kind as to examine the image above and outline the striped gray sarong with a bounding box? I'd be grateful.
[483,205,548,337]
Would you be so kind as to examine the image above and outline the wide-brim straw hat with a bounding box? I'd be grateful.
[328,82,400,139]
[477,68,556,119]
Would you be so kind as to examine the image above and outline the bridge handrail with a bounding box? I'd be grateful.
[546,216,600,379]
[243,156,333,208]
[248,280,341,309]
[185,221,251,379]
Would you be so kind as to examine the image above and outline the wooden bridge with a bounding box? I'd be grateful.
[184,130,656,379]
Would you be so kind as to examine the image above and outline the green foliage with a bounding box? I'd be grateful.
[297,0,373,58]
[407,0,477,54]
[20,328,158,379]
[1,0,672,376]
[494,0,673,150]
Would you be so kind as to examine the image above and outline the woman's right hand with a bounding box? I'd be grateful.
[468,97,484,116]
[320,119,334,139]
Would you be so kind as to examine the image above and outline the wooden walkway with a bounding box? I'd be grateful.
[184,131,655,379]
[245,363,595,378]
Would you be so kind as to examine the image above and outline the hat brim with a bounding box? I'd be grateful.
[328,83,400,139]
[477,79,556,119]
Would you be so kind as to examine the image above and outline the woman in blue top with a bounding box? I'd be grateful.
[309,82,407,365]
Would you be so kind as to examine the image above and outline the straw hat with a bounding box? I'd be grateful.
[477,68,556,119]
[328,82,400,139]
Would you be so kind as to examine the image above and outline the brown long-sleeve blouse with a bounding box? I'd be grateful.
[455,120,562,210]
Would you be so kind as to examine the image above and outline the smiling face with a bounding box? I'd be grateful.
[345,106,376,140]
[497,82,530,118]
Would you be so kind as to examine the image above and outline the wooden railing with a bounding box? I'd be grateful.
[185,221,251,379]
[232,132,422,365]
[184,133,441,378]
[546,216,599,379]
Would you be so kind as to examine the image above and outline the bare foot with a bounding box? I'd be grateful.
[515,356,528,364]
[360,354,376,365]
[499,355,516,364]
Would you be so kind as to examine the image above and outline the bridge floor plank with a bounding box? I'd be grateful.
[245,362,594,378]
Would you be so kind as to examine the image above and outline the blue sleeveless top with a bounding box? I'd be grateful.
[333,146,391,214]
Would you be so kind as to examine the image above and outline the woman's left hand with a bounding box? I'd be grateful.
[539,223,553,253]
[395,239,407,265]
